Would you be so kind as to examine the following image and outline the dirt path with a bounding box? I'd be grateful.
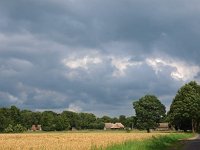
[182,134,200,150]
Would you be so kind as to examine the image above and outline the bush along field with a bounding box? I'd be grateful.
[93,133,194,150]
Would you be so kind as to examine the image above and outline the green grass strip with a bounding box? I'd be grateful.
[92,133,194,150]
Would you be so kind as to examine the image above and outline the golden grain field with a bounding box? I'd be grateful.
[0,132,168,150]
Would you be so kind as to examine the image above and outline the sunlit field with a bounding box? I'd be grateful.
[0,131,168,150]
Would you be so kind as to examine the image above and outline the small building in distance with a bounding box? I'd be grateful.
[31,125,42,131]
[104,123,124,130]
[156,123,171,131]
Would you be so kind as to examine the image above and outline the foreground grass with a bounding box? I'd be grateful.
[93,133,194,150]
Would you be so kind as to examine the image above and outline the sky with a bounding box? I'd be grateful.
[0,0,200,117]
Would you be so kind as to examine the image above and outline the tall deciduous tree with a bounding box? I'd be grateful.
[54,115,70,131]
[10,106,21,124]
[119,115,127,126]
[101,116,112,123]
[61,111,80,129]
[78,113,96,129]
[40,111,57,131]
[168,81,200,133]
[126,116,137,129]
[133,95,166,133]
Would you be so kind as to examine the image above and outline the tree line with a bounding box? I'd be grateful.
[0,81,199,133]
[0,106,136,133]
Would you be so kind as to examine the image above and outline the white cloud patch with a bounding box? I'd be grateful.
[67,103,82,112]
[146,57,200,81]
[63,55,102,69]
[111,57,143,77]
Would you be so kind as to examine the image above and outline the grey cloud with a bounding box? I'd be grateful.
[0,0,200,116]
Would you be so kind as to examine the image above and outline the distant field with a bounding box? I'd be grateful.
[0,131,169,150]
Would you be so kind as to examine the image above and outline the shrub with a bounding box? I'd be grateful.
[4,124,26,133]
[13,124,26,133]
[4,124,14,133]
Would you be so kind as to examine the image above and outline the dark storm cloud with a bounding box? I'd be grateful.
[0,0,200,116]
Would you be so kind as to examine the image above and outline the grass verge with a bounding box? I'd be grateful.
[92,133,194,150]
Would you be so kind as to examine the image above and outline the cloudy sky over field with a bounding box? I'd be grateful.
[0,0,200,116]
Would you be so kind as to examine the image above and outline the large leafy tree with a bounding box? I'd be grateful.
[40,111,57,131]
[10,106,21,124]
[61,111,80,129]
[119,115,127,126]
[0,106,22,132]
[101,116,112,123]
[78,113,96,129]
[53,115,70,131]
[133,95,166,132]
[21,110,42,129]
[168,81,200,132]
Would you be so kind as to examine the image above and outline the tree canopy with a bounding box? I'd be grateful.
[133,95,166,132]
[168,81,200,132]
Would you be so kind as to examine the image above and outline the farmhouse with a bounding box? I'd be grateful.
[31,125,42,131]
[104,123,124,130]
[156,123,171,131]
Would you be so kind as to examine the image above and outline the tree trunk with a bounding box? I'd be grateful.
[197,121,199,133]
[147,128,150,133]
[192,119,195,133]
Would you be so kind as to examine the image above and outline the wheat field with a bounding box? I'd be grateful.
[0,132,168,150]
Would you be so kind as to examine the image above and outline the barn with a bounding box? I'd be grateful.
[104,123,124,130]
[156,123,171,131]
[31,125,42,131]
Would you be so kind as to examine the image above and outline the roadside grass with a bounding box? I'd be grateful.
[92,133,194,150]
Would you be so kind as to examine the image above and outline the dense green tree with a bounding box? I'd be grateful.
[31,112,42,125]
[21,110,33,129]
[0,110,7,132]
[10,106,21,124]
[78,113,96,129]
[89,122,104,129]
[168,81,200,132]
[133,95,166,132]
[126,116,137,129]
[4,124,14,133]
[0,107,19,131]
[61,111,80,129]
[40,111,57,131]
[13,124,26,133]
[20,110,42,130]
[4,124,26,133]
[101,116,112,123]
[112,117,119,123]
[119,115,127,127]
[54,115,70,131]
